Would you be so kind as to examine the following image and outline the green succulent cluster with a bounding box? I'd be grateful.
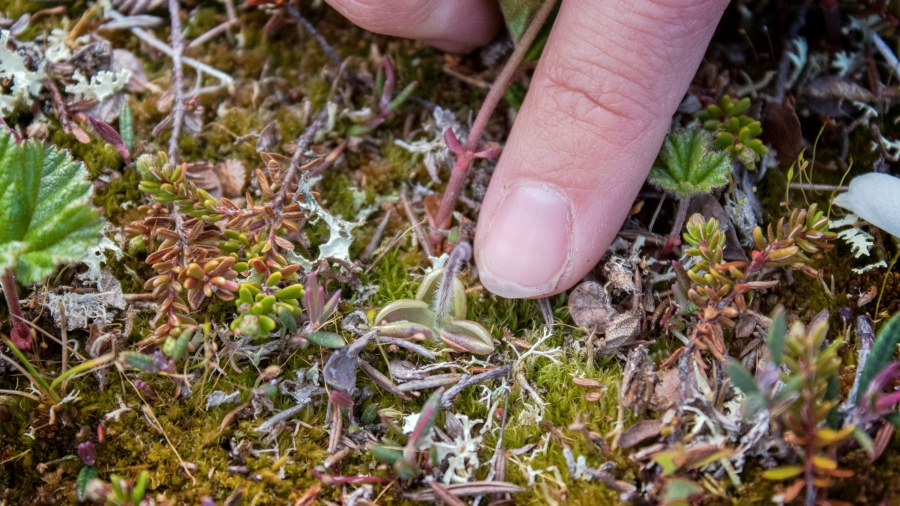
[675,204,835,314]
[696,95,768,170]
[135,154,223,223]
[750,203,835,269]
[682,214,732,297]
[231,269,306,340]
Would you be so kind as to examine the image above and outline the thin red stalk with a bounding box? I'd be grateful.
[1,269,31,349]
[433,0,558,237]
[661,196,690,257]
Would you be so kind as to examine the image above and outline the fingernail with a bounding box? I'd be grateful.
[477,183,571,297]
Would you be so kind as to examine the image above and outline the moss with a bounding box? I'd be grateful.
[50,129,125,179]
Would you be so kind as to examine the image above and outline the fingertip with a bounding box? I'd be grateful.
[325,0,501,52]
[474,0,729,300]
[475,182,573,299]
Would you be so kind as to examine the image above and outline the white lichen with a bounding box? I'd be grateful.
[0,30,45,117]
[786,37,808,89]
[853,260,888,275]
[65,68,133,101]
[395,107,466,183]
[288,174,360,268]
[44,28,72,63]
[46,270,126,331]
[77,235,123,285]
[434,415,484,484]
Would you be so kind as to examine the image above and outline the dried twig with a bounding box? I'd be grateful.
[167,0,185,163]
[107,9,234,84]
[440,366,510,408]
[401,184,432,258]
[188,19,238,48]
[362,210,392,260]
[283,5,341,64]
[433,0,558,235]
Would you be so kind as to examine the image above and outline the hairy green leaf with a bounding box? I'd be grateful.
[120,101,134,150]
[648,128,731,198]
[0,131,103,283]
[857,313,900,402]
[500,0,543,42]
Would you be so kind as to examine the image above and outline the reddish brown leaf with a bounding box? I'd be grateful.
[761,98,802,167]
[87,115,131,163]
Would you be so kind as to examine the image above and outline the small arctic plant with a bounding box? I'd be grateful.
[648,127,732,251]
[0,130,103,348]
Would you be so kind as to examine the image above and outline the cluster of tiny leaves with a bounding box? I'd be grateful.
[695,95,768,170]
[729,315,852,502]
[677,204,835,310]
[126,152,306,341]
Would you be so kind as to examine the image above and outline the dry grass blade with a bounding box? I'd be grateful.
[293,483,321,506]
[396,373,464,392]
[427,482,467,506]
[405,481,525,501]
[357,359,411,400]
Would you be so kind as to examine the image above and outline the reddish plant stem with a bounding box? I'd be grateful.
[432,0,558,241]
[661,195,691,257]
[1,269,31,349]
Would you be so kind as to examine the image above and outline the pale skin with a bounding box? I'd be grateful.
[326,0,730,298]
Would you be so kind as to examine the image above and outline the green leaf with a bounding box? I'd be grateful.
[132,470,148,503]
[403,388,443,461]
[76,465,97,502]
[504,82,527,111]
[853,427,875,457]
[371,442,404,464]
[170,328,193,361]
[500,0,544,42]
[0,131,104,284]
[762,465,804,481]
[661,478,705,504]
[857,313,900,402]
[825,373,840,429]
[727,361,759,396]
[647,128,732,198]
[884,411,900,427]
[768,309,787,366]
[308,331,346,348]
[650,450,680,475]
[119,102,133,150]
[124,351,160,373]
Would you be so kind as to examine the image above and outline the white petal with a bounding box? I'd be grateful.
[833,173,900,238]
